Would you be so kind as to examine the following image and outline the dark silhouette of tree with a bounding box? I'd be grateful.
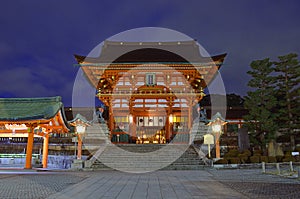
[244,58,278,150]
[200,93,244,107]
[274,53,300,150]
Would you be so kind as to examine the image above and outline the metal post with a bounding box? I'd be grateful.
[276,163,281,174]
[289,161,293,172]
[262,162,266,173]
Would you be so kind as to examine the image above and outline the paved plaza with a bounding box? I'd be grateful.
[0,169,300,198]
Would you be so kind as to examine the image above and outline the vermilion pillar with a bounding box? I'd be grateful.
[42,134,49,168]
[215,133,221,159]
[77,134,82,159]
[25,129,34,169]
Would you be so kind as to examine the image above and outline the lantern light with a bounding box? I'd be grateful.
[212,123,221,133]
[169,114,173,123]
[128,114,133,123]
[76,124,86,134]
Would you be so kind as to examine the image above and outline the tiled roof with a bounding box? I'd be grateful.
[0,96,65,121]
[68,113,90,124]
[74,40,227,64]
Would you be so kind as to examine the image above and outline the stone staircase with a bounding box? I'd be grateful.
[80,122,211,172]
[82,123,110,151]
[190,122,210,143]
[86,144,208,172]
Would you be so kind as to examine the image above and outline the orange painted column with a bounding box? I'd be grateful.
[25,129,34,169]
[77,134,82,159]
[215,133,221,158]
[130,116,137,143]
[42,134,49,168]
[188,101,192,129]
[166,114,171,143]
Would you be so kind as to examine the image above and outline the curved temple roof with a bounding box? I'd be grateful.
[74,40,227,92]
[0,96,67,122]
[74,40,227,64]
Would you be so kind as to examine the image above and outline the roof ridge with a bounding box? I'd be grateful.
[0,96,62,103]
[104,40,197,45]
[0,96,65,122]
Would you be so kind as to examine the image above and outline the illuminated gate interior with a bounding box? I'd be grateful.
[75,40,226,144]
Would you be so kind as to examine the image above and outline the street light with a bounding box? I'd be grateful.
[212,123,221,133]
[69,114,90,160]
[169,114,173,124]
[75,124,86,160]
[128,114,133,124]
[76,125,86,134]
[208,112,227,159]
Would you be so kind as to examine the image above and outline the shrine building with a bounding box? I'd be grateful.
[0,97,69,168]
[75,40,226,144]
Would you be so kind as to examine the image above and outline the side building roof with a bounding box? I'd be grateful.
[0,96,67,123]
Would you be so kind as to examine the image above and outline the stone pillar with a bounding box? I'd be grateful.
[238,127,250,151]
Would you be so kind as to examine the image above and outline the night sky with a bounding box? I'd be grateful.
[0,0,299,106]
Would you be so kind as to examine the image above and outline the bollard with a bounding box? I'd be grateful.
[276,163,281,174]
[262,162,266,173]
[289,161,294,172]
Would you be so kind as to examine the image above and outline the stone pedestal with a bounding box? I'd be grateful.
[84,160,93,168]
[71,159,84,169]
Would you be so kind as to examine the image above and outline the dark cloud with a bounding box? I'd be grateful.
[0,0,299,105]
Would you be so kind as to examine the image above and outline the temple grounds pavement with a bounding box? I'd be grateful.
[0,168,300,198]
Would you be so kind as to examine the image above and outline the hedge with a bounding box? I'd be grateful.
[250,156,260,163]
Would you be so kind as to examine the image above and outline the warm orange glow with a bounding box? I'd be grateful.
[169,114,173,123]
[5,123,27,130]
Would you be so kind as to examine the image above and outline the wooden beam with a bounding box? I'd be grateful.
[0,132,42,137]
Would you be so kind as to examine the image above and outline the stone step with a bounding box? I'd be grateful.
[82,123,111,148]
[86,144,207,171]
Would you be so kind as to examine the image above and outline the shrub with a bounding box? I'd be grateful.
[253,150,262,156]
[268,156,277,163]
[260,156,268,163]
[250,156,260,163]
[285,151,292,157]
[214,158,228,164]
[224,149,239,158]
[229,157,240,164]
[282,156,295,162]
[276,156,284,162]
[238,154,248,164]
[242,149,252,157]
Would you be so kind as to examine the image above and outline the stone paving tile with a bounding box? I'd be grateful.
[209,169,300,199]
[224,181,300,199]
[1,169,300,198]
[0,172,90,199]
[116,175,138,199]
